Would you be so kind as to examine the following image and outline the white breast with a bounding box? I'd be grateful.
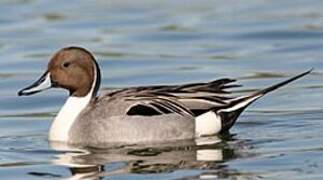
[48,94,92,142]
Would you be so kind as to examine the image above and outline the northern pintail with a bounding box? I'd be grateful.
[18,47,311,146]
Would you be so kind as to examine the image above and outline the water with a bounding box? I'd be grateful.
[0,0,323,179]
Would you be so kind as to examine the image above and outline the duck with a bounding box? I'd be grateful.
[18,46,311,146]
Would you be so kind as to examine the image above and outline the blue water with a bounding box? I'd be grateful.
[0,0,323,179]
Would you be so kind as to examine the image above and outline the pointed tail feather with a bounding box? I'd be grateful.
[250,68,313,98]
[218,69,312,132]
[221,69,313,113]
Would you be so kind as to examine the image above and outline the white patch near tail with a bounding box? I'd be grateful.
[219,95,262,113]
[195,111,222,137]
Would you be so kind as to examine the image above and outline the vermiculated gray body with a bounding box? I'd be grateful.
[69,93,195,145]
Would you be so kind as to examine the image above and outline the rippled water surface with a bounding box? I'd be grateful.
[1,0,323,179]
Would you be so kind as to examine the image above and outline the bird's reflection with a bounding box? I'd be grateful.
[33,133,252,179]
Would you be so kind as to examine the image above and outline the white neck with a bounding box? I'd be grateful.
[49,62,98,142]
[48,93,92,142]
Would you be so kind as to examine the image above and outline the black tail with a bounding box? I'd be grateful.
[250,69,313,98]
[218,69,312,133]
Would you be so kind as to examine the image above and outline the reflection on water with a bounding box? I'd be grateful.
[28,134,250,179]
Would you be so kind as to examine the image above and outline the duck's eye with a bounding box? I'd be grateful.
[62,62,71,68]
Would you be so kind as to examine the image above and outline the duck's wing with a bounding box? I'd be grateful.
[105,78,240,117]
[124,93,195,117]
[160,78,241,115]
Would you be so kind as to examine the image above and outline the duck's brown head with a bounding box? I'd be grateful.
[18,47,101,97]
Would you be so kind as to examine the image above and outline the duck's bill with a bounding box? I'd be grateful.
[18,71,52,96]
